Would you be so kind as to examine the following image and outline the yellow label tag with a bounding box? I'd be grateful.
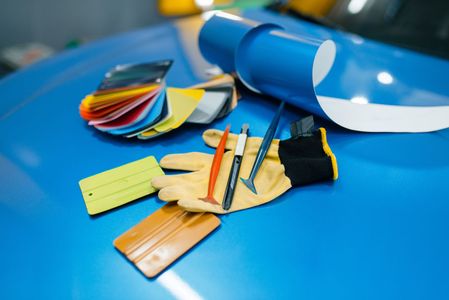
[79,156,164,215]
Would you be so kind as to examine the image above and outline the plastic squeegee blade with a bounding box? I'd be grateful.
[78,156,163,215]
[114,203,220,278]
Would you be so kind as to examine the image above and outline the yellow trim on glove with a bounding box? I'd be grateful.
[318,127,338,180]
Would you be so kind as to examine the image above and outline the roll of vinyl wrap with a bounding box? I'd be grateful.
[199,12,260,73]
[199,12,449,133]
[236,24,336,118]
[199,12,336,117]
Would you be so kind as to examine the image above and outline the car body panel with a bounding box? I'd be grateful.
[1,8,449,300]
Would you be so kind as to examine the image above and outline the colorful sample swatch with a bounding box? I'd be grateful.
[79,61,239,139]
[153,88,204,132]
[187,89,230,124]
[98,60,173,91]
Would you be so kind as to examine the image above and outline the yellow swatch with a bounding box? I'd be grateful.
[79,156,164,215]
[139,129,160,138]
[82,85,159,109]
[154,87,204,132]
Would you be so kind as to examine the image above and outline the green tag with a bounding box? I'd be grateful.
[79,156,164,215]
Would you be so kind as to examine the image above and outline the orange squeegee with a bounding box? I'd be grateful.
[114,203,220,278]
[200,124,230,205]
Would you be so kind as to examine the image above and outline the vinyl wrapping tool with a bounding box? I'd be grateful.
[222,124,249,211]
[114,203,220,278]
[78,156,163,215]
[241,101,284,194]
[200,124,231,205]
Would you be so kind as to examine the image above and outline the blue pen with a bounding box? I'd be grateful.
[241,101,284,194]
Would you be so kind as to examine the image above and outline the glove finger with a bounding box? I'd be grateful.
[158,186,191,202]
[159,152,212,171]
[177,198,226,214]
[157,180,206,201]
[202,129,239,150]
[151,173,196,189]
[203,129,279,157]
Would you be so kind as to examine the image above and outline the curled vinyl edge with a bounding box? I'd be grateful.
[311,41,449,133]
[203,14,449,133]
[317,95,449,133]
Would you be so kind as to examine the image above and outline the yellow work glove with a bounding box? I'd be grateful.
[152,128,338,214]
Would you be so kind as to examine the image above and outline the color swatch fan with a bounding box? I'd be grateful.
[79,60,238,139]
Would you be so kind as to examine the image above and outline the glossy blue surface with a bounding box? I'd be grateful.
[1,8,449,300]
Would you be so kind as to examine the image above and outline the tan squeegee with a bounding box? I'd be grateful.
[114,203,220,278]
